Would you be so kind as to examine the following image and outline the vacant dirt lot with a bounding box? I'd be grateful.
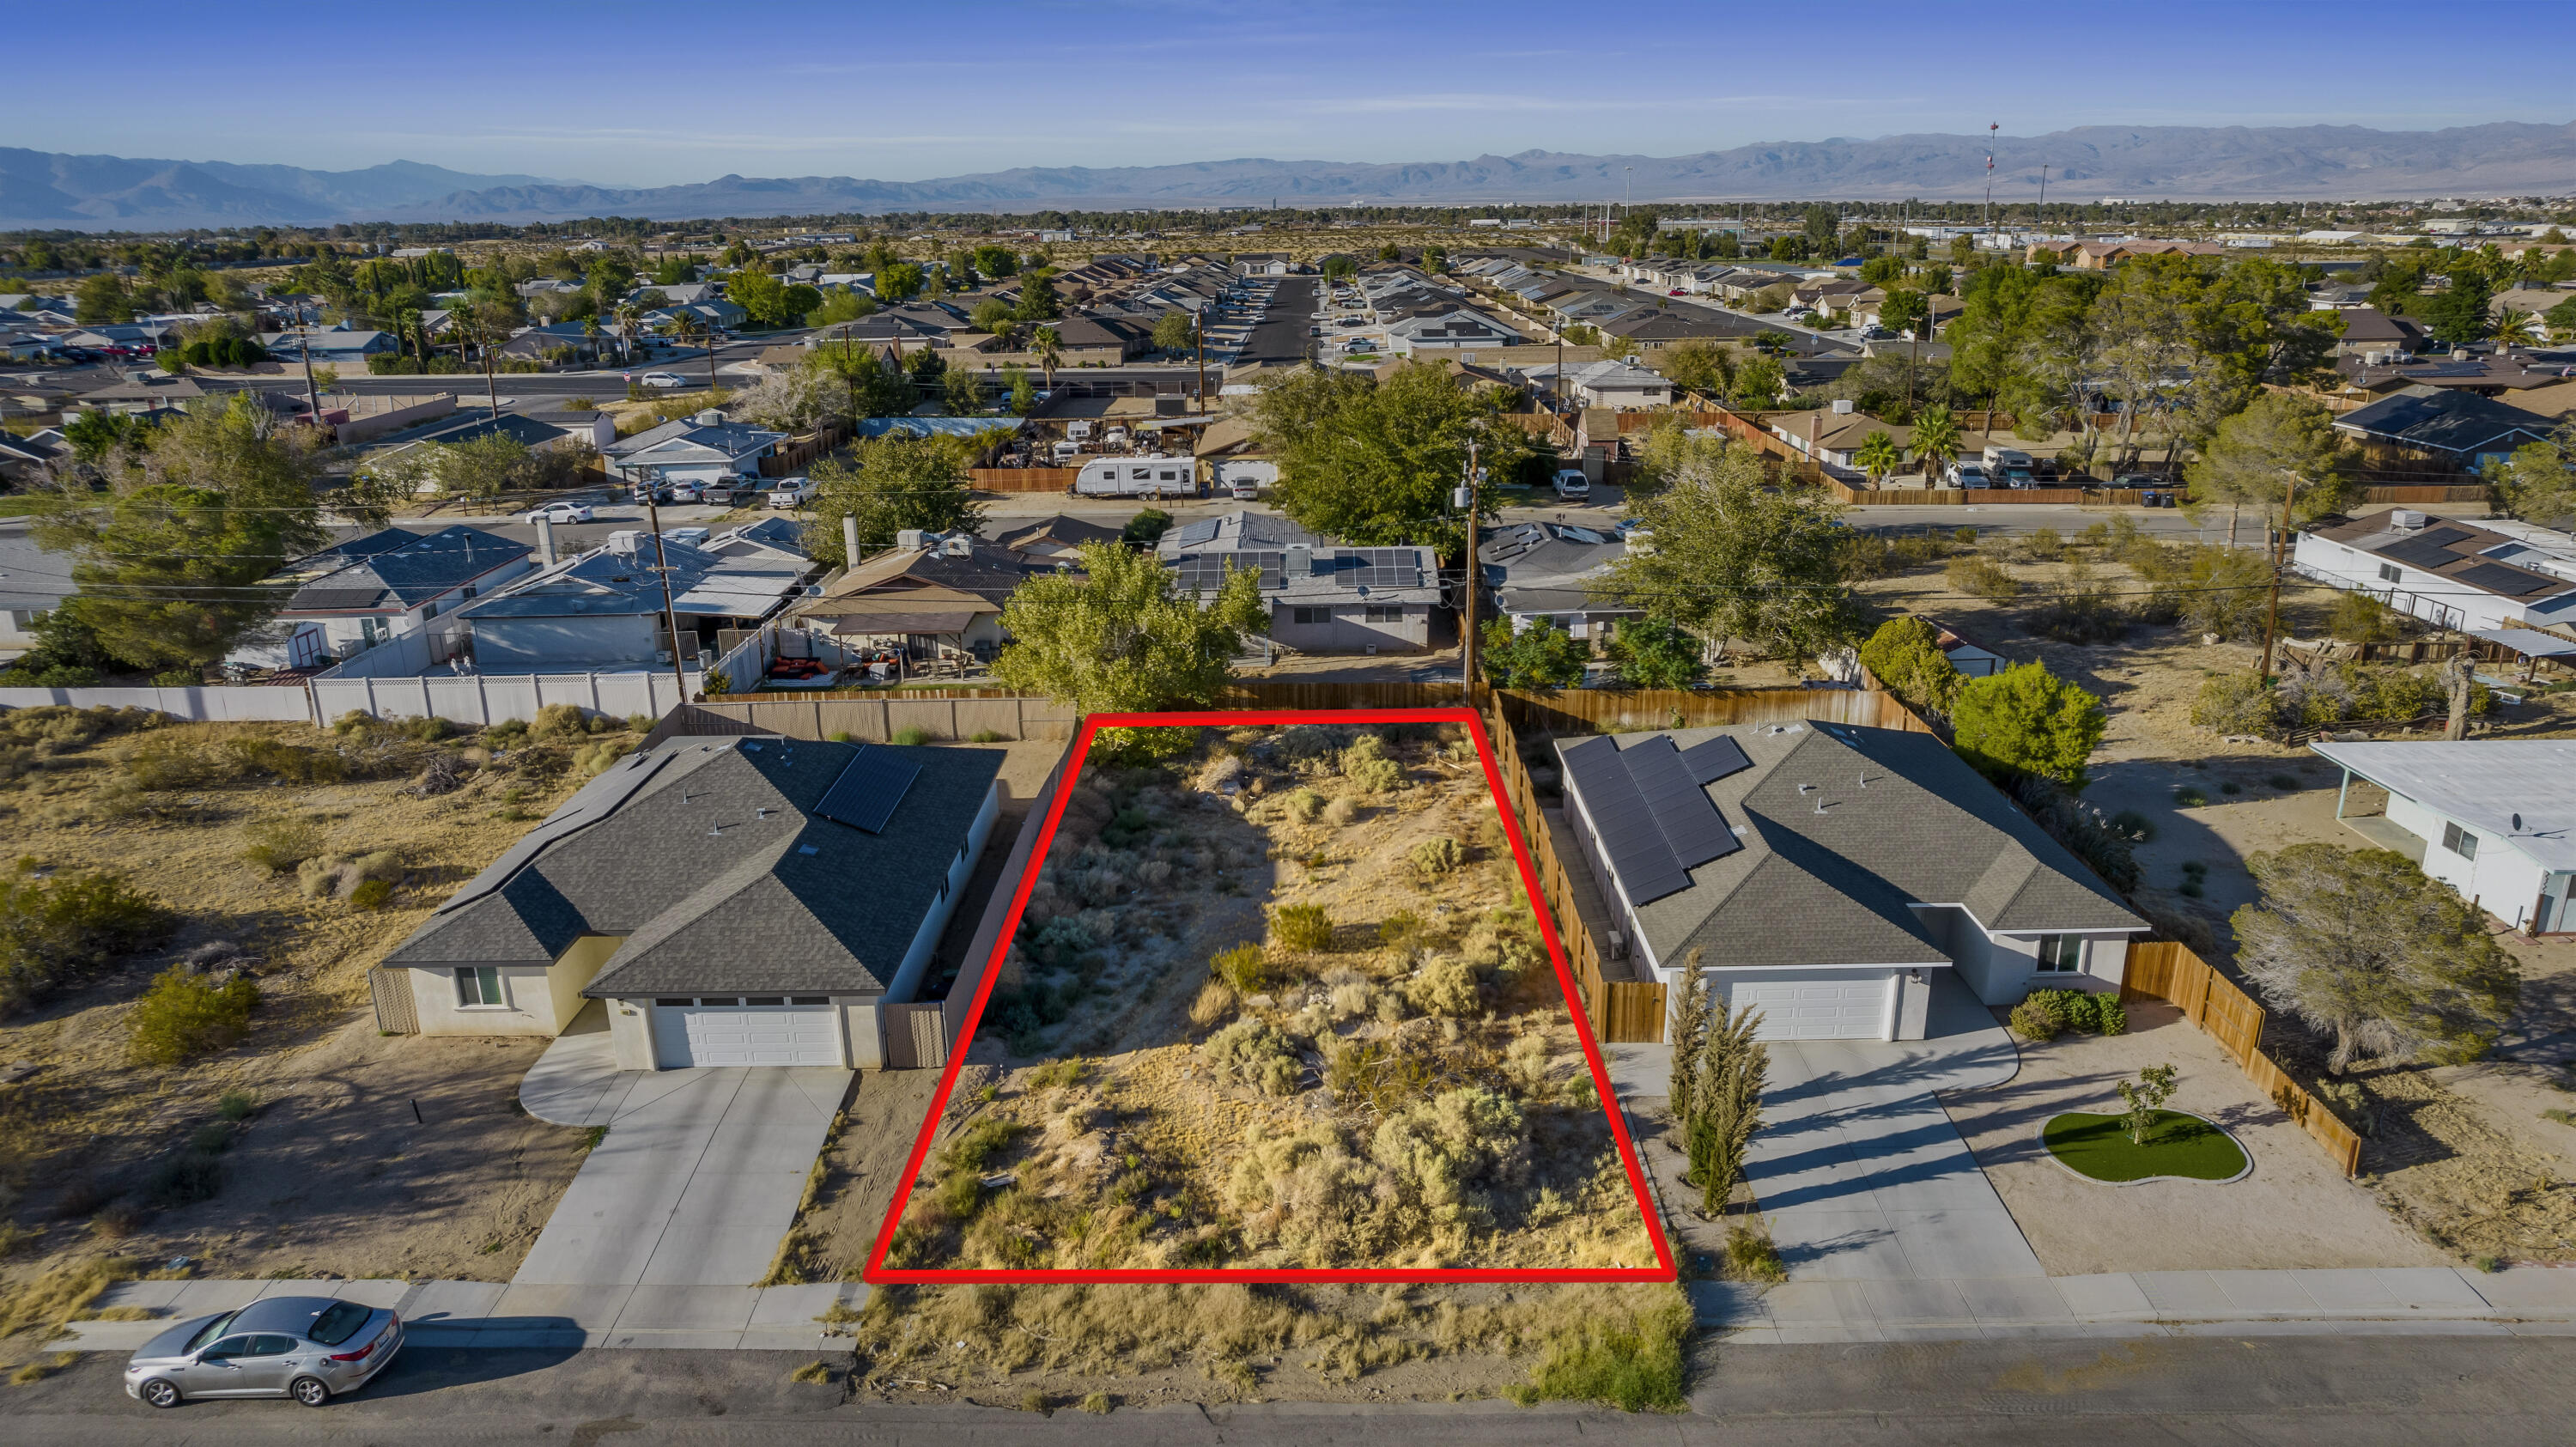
[0,708,619,1356]
[1943,1004,2445,1274]
[880,722,1652,1274]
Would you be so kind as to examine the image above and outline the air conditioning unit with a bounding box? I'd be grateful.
[1606,931,1629,961]
[1365,645,1379,656]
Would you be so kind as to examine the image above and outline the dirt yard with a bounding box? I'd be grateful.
[879,721,1653,1274]
[0,705,623,1358]
[1941,1004,2445,1274]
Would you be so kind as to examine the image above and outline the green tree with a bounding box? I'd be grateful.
[2491,305,2541,351]
[2487,424,2576,526]
[1879,288,1929,337]
[802,434,988,565]
[1604,616,1701,689]
[1151,308,1197,354]
[941,367,988,416]
[1421,246,1448,274]
[876,261,926,302]
[1951,660,2105,789]
[992,542,1267,759]
[2423,269,2495,350]
[725,267,793,328]
[2545,295,2576,339]
[1656,338,1733,398]
[1478,617,1585,688]
[808,288,875,328]
[1728,354,1784,410]
[1859,254,1904,286]
[1911,405,1961,477]
[1856,617,1962,714]
[1013,269,1060,323]
[2186,392,2352,536]
[1253,362,1527,555]
[75,272,134,323]
[1377,243,1400,262]
[969,244,1018,280]
[811,338,914,420]
[1599,435,1852,663]
[1030,325,1063,386]
[2232,843,2520,1074]
[1852,430,1901,485]
[968,297,1015,335]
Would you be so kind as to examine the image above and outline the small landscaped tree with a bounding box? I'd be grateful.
[2116,1062,2178,1146]
[1604,616,1702,690]
[1950,660,2105,789]
[1852,430,1901,486]
[1856,617,1962,714]
[2231,843,2520,1075]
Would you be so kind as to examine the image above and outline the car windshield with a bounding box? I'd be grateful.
[184,1313,236,1353]
[308,1301,374,1347]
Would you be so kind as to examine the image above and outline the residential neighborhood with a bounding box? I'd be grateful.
[5,5,2576,1441]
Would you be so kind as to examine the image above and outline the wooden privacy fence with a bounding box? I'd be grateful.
[968,466,1079,493]
[2120,941,2364,1176]
[672,693,1077,741]
[1484,691,1668,1043]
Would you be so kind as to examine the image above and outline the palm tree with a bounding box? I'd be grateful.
[1853,430,1902,487]
[2491,306,2540,352]
[1911,406,1961,482]
[1030,325,1062,388]
[581,313,605,367]
[612,301,643,362]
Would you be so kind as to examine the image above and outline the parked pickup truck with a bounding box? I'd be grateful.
[766,477,817,508]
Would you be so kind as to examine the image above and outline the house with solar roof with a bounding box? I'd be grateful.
[381,735,1003,1069]
[227,525,535,672]
[1157,510,1443,654]
[2293,510,2576,635]
[1555,720,2145,1042]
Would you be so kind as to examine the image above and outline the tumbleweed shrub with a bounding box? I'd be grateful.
[1209,942,1269,994]
[127,969,258,1066]
[0,860,175,1017]
[1507,1283,1692,1412]
[1189,977,1239,1028]
[1206,1018,1300,1097]
[1410,836,1465,877]
[1402,956,1481,1018]
[529,702,591,741]
[1270,903,1333,953]
[239,815,325,873]
[1285,787,1325,822]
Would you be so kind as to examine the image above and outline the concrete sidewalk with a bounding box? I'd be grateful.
[48,1276,866,1354]
[1695,1264,2576,1342]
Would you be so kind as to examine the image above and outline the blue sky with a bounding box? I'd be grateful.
[10,0,2570,186]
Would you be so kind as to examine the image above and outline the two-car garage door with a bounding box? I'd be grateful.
[1722,973,1895,1042]
[651,997,843,1067]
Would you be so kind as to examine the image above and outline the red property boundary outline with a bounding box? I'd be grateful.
[863,707,1676,1285]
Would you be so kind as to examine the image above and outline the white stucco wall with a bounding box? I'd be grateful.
[608,998,656,1069]
[407,963,564,1037]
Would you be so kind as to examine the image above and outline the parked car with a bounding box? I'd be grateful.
[667,481,702,503]
[526,502,593,525]
[1552,468,1592,502]
[125,1297,404,1408]
[630,481,673,505]
[767,477,817,508]
[1947,462,1992,489]
[699,482,743,508]
[636,371,686,389]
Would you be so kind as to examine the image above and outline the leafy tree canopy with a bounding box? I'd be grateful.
[1479,617,1585,689]
[1252,362,1525,554]
[1598,435,1853,663]
[1951,660,2105,789]
[801,434,988,566]
[993,543,1267,758]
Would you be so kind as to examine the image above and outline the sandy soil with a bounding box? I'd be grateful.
[0,712,613,1323]
[1942,1004,2446,1274]
[884,723,1652,1273]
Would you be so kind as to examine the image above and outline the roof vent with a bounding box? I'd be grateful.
[693,408,725,426]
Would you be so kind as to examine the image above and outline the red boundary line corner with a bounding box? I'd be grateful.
[864,707,1677,1285]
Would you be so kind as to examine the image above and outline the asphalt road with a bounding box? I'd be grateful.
[12,1335,2575,1444]
[1235,277,1321,368]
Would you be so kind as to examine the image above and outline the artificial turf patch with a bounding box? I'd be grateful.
[2042,1110,2248,1183]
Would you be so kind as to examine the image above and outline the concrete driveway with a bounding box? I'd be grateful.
[513,1003,848,1287]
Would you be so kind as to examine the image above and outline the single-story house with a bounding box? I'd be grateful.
[1479,520,1636,642]
[2330,386,2557,475]
[2293,511,2576,634]
[786,532,1035,663]
[229,525,534,672]
[1192,413,1276,493]
[1921,617,2008,678]
[258,326,401,367]
[604,410,784,487]
[2313,739,2576,934]
[456,526,813,670]
[381,735,1005,1068]
[1514,359,1673,409]
[1385,310,1525,358]
[1772,404,1915,474]
[1158,510,1441,654]
[994,514,1122,567]
[1557,720,2147,1041]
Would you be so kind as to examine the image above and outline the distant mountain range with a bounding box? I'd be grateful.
[9,121,2576,231]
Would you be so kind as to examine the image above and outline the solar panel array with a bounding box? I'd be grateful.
[1561,735,1742,908]
[2452,562,2561,596]
[1171,551,1285,592]
[1340,548,1422,587]
[2379,532,2472,570]
[1680,734,1754,785]
[814,745,921,834]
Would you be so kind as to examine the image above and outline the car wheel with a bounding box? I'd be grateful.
[290,1376,331,1407]
[139,1378,182,1408]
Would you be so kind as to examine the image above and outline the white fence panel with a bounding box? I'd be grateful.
[0,685,317,723]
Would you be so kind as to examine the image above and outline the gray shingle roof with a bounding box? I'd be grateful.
[1563,721,2141,970]
[273,525,528,613]
[385,737,1002,997]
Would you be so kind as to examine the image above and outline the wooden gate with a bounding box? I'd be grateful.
[369,969,417,1035]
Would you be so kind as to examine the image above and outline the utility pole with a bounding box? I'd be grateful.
[293,302,321,423]
[2257,472,2300,681]
[1459,437,1482,696]
[2037,164,2049,234]
[701,312,720,392]
[643,483,695,704]
[1984,123,1998,243]
[1194,305,1206,413]
[472,311,501,423]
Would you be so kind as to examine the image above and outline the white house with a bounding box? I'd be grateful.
[604,410,784,488]
[228,526,535,672]
[381,736,1005,1069]
[2312,739,2576,934]
[1479,520,1637,643]
[1157,511,1442,654]
[2293,511,2576,635]
[1556,721,2146,1041]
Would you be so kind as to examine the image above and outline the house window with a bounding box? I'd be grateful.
[2443,822,2479,860]
[2034,935,2083,973]
[453,966,505,1007]
[360,617,388,647]
[2378,563,2402,583]
[1364,605,1403,623]
[1292,607,1325,625]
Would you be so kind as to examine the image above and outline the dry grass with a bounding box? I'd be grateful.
[883,724,1650,1274]
[0,1255,132,1342]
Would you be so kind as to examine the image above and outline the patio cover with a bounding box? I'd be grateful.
[2469,627,2576,659]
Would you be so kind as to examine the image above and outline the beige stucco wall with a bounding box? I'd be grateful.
[547,935,624,1025]
[405,964,562,1037]
[844,1000,883,1071]
[608,998,657,1069]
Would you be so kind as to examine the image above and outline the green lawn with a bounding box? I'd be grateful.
[2043,1110,2248,1183]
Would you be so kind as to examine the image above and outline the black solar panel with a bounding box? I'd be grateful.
[2451,562,2561,597]
[1563,737,1692,904]
[814,745,920,834]
[1622,738,1742,870]
[2415,527,2475,550]
[1680,734,1754,785]
[1172,551,1283,592]
[2379,535,2469,569]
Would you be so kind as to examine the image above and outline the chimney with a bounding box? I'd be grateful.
[841,514,861,565]
[535,514,557,567]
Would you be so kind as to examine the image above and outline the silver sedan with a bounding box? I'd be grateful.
[124,1295,404,1407]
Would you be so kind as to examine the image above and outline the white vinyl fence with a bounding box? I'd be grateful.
[0,685,316,722]
[310,669,699,727]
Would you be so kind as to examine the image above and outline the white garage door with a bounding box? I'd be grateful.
[1724,975,1893,1042]
[651,997,842,1067]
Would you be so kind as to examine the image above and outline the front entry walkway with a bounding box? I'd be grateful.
[513,1003,849,1288]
